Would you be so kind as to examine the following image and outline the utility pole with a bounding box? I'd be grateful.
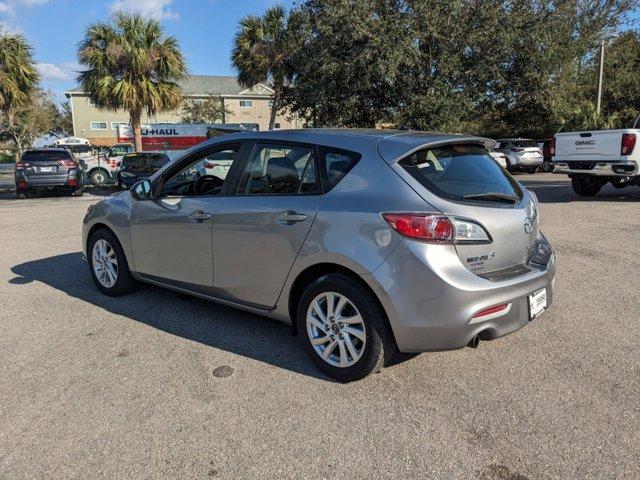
[596,39,605,114]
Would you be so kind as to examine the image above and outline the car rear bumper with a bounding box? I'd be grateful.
[16,172,81,189]
[512,156,543,167]
[364,235,556,353]
[553,160,638,177]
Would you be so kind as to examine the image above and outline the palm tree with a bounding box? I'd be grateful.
[77,13,187,152]
[232,5,300,130]
[0,33,39,161]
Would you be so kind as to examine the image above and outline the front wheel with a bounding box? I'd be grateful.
[297,274,396,382]
[88,228,139,296]
[542,161,554,172]
[571,177,602,197]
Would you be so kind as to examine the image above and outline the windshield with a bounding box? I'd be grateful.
[22,151,71,162]
[399,145,522,203]
[63,145,92,154]
[514,140,538,148]
[122,154,170,168]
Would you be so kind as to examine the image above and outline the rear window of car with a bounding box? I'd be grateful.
[399,145,523,203]
[318,146,361,191]
[22,151,71,162]
[514,140,538,148]
[122,154,170,168]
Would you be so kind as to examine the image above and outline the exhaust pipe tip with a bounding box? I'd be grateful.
[468,335,480,349]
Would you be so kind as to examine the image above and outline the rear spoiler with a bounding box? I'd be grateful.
[377,133,497,164]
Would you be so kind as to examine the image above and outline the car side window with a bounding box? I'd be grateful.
[161,145,240,197]
[318,147,361,191]
[237,143,319,195]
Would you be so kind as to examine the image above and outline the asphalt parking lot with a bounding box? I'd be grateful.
[0,173,638,479]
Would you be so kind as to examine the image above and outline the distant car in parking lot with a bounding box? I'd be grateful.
[117,152,171,190]
[495,138,544,173]
[83,129,555,381]
[15,148,83,198]
[489,150,508,168]
[535,139,555,172]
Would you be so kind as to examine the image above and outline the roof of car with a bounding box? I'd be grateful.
[198,129,495,164]
[25,148,69,153]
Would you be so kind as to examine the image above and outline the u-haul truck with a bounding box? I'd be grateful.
[117,123,259,160]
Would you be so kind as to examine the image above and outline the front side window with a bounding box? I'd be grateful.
[238,143,318,195]
[399,145,523,203]
[161,145,240,197]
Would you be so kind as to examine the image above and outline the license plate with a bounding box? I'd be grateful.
[529,289,547,319]
[40,166,54,172]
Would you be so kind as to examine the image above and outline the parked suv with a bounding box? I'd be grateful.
[495,138,544,173]
[83,130,555,381]
[16,148,83,198]
[117,152,170,189]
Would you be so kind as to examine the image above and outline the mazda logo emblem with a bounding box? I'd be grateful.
[524,217,533,234]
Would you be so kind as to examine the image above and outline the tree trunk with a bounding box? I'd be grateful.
[130,109,143,152]
[7,110,21,163]
[268,96,278,131]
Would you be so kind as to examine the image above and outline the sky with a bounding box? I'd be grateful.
[0,0,296,102]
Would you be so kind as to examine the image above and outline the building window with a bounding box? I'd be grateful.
[111,122,128,131]
[274,123,281,129]
[239,100,253,108]
[90,122,108,130]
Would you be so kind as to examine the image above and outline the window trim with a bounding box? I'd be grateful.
[90,121,108,131]
[234,140,321,197]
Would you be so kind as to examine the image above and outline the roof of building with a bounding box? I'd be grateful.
[66,75,269,96]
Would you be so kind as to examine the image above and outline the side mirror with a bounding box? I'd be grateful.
[130,179,152,200]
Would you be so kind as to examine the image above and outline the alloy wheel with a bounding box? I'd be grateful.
[306,292,367,368]
[92,239,118,288]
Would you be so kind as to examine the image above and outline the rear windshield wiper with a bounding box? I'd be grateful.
[462,192,519,203]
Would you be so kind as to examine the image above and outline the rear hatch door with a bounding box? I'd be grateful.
[383,140,538,274]
[21,151,71,177]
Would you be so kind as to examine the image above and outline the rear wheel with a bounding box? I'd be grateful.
[90,169,109,186]
[571,176,602,197]
[529,167,539,174]
[88,228,138,296]
[542,161,554,173]
[297,274,396,382]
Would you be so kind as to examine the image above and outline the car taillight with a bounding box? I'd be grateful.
[550,138,556,157]
[17,180,27,188]
[472,303,509,319]
[621,133,636,156]
[511,148,525,152]
[382,213,490,244]
[67,178,78,187]
[59,159,77,167]
[16,162,30,170]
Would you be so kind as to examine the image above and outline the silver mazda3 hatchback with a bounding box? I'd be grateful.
[83,129,555,382]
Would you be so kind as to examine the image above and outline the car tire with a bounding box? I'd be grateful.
[16,190,30,199]
[571,177,602,197]
[529,167,539,174]
[90,169,109,186]
[542,162,554,173]
[297,274,396,382]
[87,228,139,296]
[70,187,84,197]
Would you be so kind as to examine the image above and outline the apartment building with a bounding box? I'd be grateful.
[65,75,301,146]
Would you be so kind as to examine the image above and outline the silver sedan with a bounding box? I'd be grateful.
[83,129,555,381]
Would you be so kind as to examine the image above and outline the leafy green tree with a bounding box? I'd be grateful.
[559,101,621,131]
[0,33,39,161]
[282,0,411,127]
[50,100,74,138]
[0,89,58,156]
[181,95,231,124]
[232,5,302,130]
[77,13,187,152]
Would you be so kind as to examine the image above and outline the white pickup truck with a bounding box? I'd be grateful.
[553,129,638,196]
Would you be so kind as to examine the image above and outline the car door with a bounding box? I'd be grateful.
[212,141,321,308]
[129,143,246,291]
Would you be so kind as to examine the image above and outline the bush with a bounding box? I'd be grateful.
[0,153,14,164]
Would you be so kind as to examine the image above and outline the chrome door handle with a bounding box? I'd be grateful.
[275,211,308,224]
[189,210,213,222]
